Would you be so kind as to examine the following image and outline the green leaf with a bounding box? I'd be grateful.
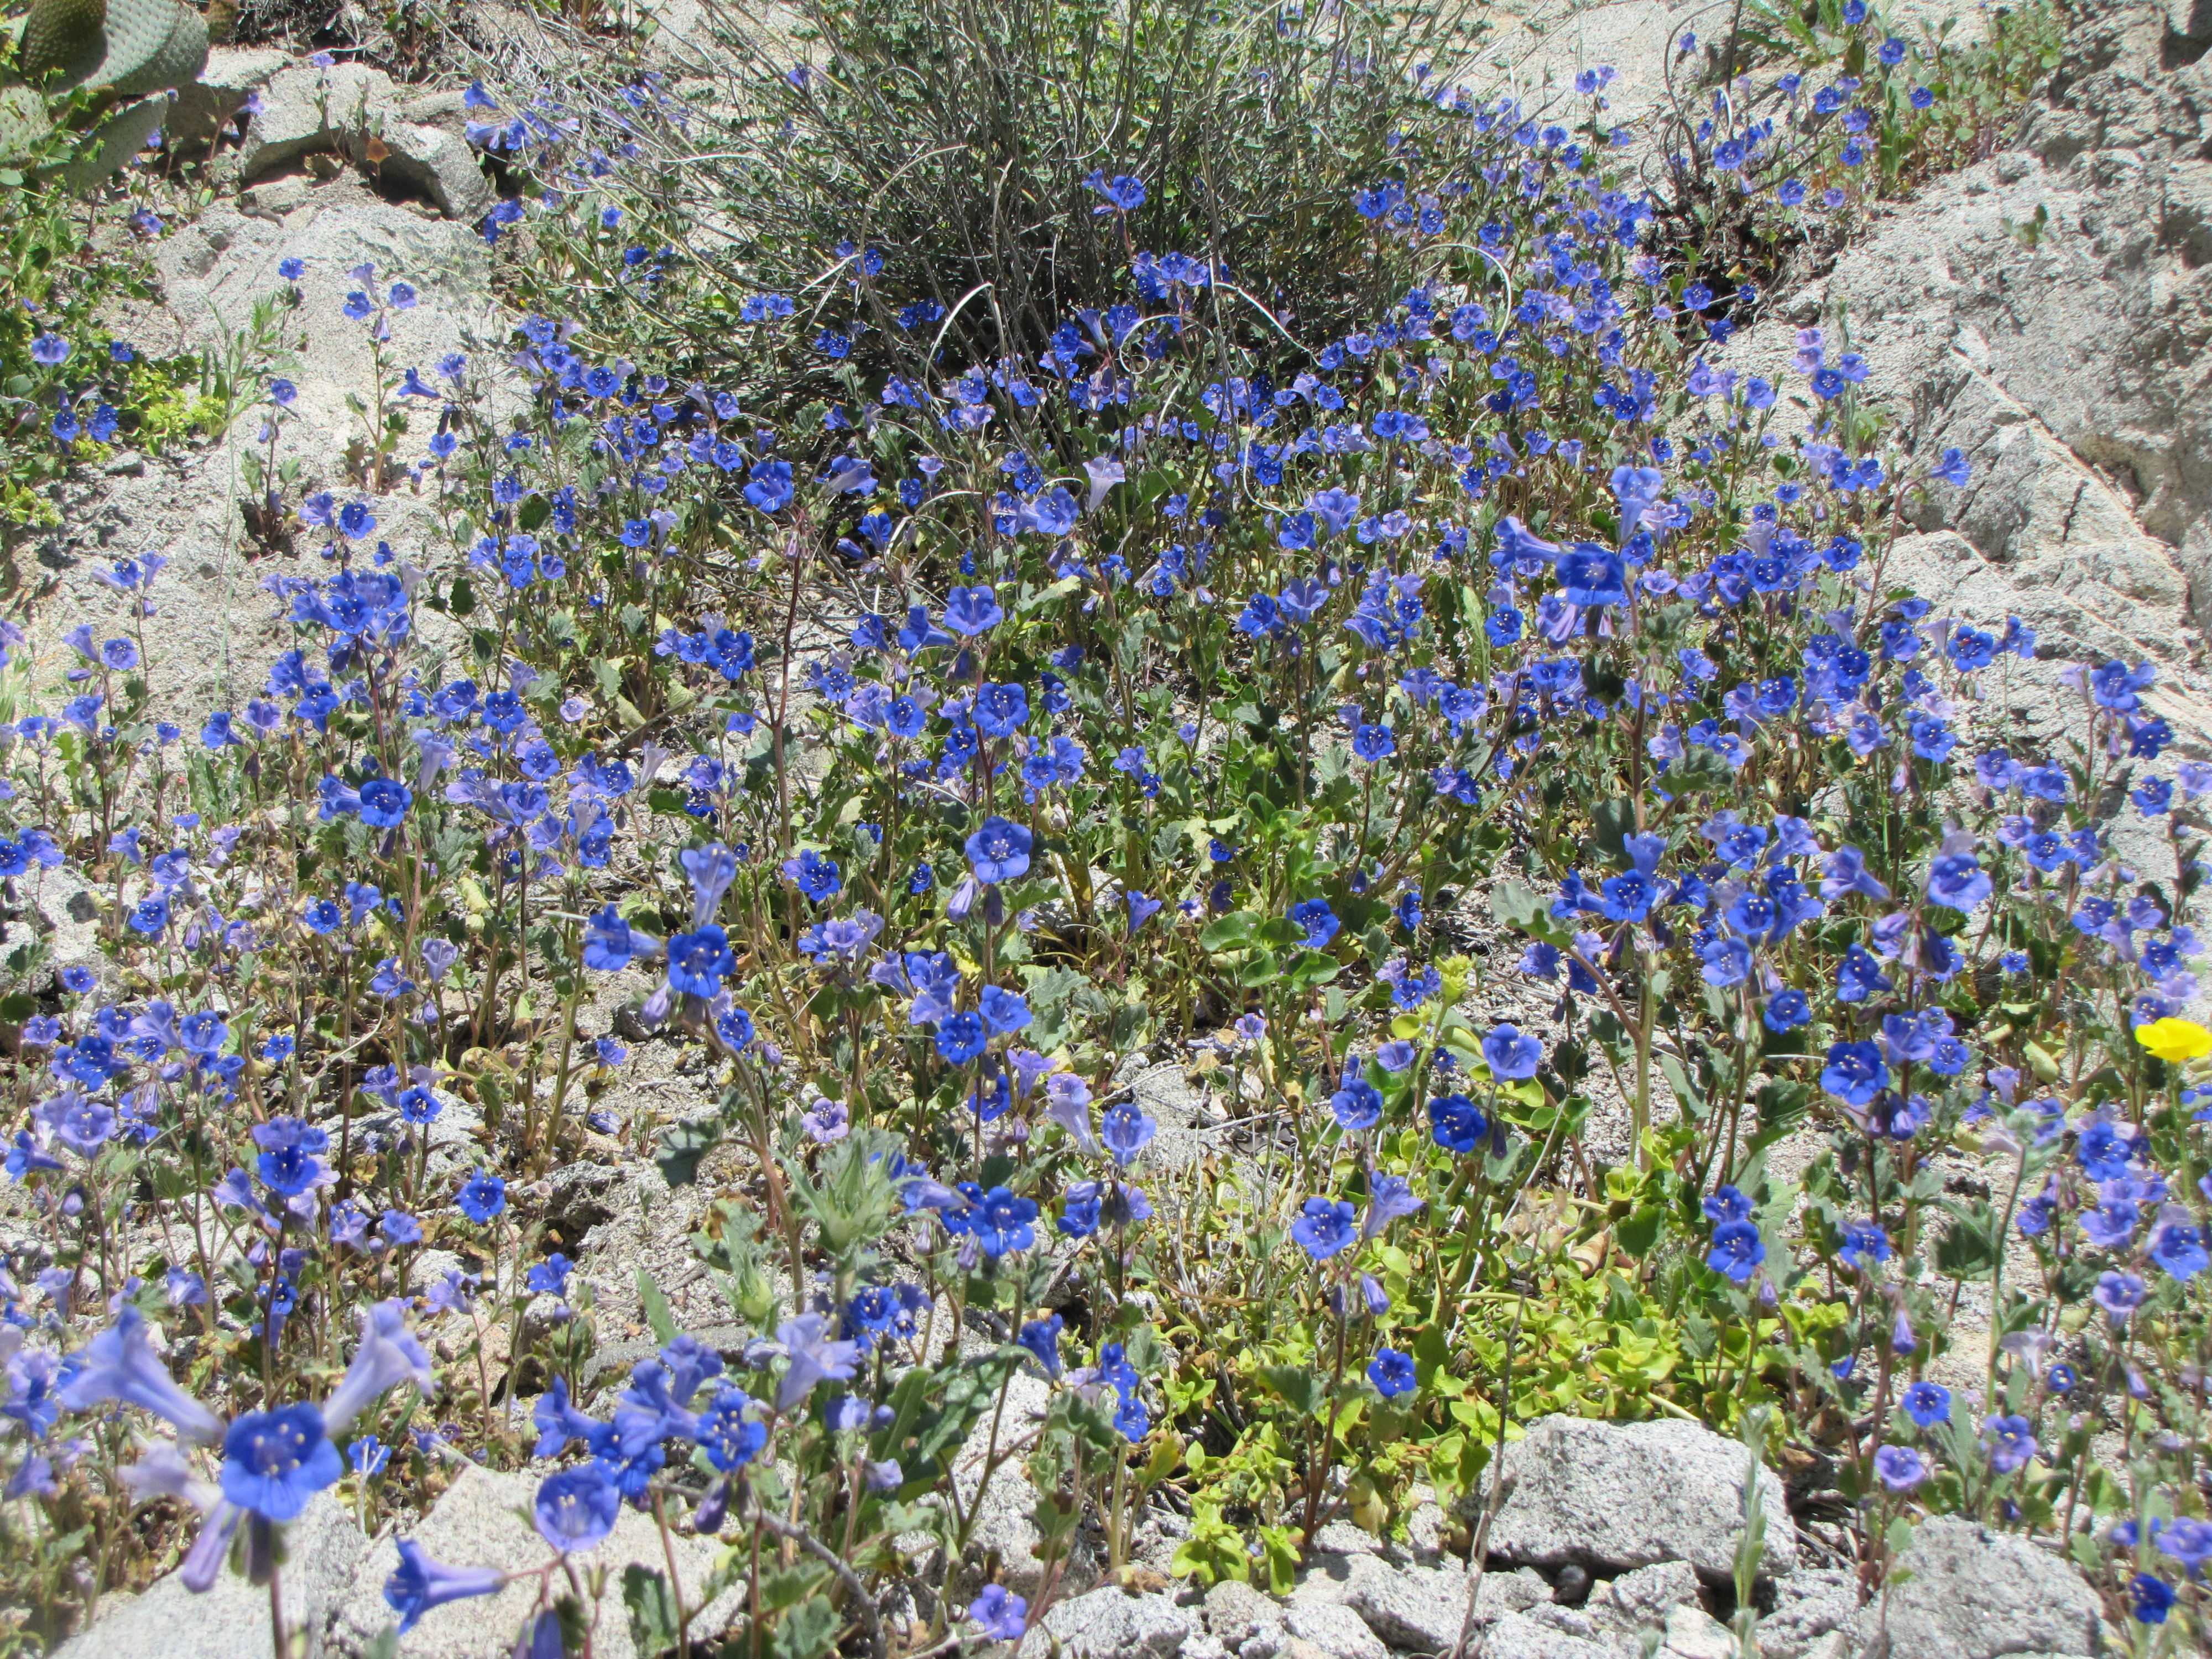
[1200,911,1259,952]
[1615,1204,1665,1259]
[1658,1052,1707,1123]
[622,1565,680,1659]
[769,1597,841,1659]
[1933,1199,2002,1279]
[656,1115,724,1187]
[1490,881,1567,943]
[1258,1364,1325,1417]
[1235,948,1282,987]
[1590,799,1635,868]
[636,1269,679,1345]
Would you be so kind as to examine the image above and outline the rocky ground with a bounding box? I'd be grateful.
[15,0,2211,1655]
[53,1400,2111,1658]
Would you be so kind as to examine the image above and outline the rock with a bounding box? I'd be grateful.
[1659,1604,1736,1659]
[56,1491,365,1659]
[1718,0,2212,674]
[1831,1515,2104,1659]
[24,185,505,724]
[1484,1416,1797,1584]
[1476,1609,1614,1659]
[1587,1559,1703,1642]
[235,61,492,222]
[952,1369,1093,1598]
[1401,1493,1451,1564]
[1310,1521,1384,1558]
[168,45,288,155]
[331,1463,733,1657]
[1292,1550,1551,1651]
[1282,1600,1389,1659]
[1039,1585,1197,1659]
[4,865,110,998]
[1756,1567,1859,1659]
[1204,1578,1286,1644]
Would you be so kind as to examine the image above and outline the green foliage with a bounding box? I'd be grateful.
[499,0,1488,387]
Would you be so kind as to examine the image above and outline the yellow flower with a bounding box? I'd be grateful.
[2135,1018,2212,1064]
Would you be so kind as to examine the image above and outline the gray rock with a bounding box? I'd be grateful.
[24,185,506,725]
[1485,1416,1797,1584]
[1293,1551,1552,1652]
[1477,1610,1614,1659]
[1039,1585,1197,1658]
[4,866,111,998]
[234,62,493,222]
[1658,1604,1736,1659]
[1283,1600,1389,1659]
[56,1491,365,1659]
[168,45,289,155]
[1756,1568,1859,1659]
[1204,1577,1287,1643]
[330,1463,731,1657]
[1832,1516,2103,1659]
[1588,1559,1703,1641]
[1717,0,2212,681]
[952,1369,1094,1598]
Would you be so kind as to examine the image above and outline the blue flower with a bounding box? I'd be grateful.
[773,1313,860,1411]
[456,1170,507,1224]
[964,816,1032,883]
[1837,1220,1891,1271]
[698,1388,767,1472]
[2131,1575,2175,1625]
[1100,1101,1157,1167]
[221,1403,343,1521]
[1703,1186,1752,1225]
[1290,1197,1357,1260]
[936,1011,987,1065]
[666,925,735,997]
[1901,1380,1950,1428]
[2151,1218,2208,1280]
[1980,1412,2037,1474]
[1706,1220,1765,1282]
[1556,543,1627,606]
[1352,723,1396,763]
[1331,1077,1383,1130]
[1835,945,1891,1003]
[781,849,842,904]
[973,1187,1039,1256]
[1290,899,1341,948]
[942,585,1004,636]
[1429,1093,1489,1154]
[385,1539,508,1631]
[254,1117,331,1197]
[1058,1182,1102,1237]
[1872,1445,1924,1492]
[1926,852,1991,911]
[55,1307,223,1442]
[1018,1314,1063,1379]
[1481,1023,1542,1080]
[1367,1348,1417,1399]
[972,681,1030,738]
[534,1463,620,1553]
[526,1254,574,1297]
[1762,989,1811,1032]
[979,986,1031,1034]
[970,1584,1029,1641]
[1083,170,1146,211]
[1820,1042,1889,1107]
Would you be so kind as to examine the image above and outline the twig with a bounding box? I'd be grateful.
[734,1490,888,1659]
[1448,1298,1522,1659]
